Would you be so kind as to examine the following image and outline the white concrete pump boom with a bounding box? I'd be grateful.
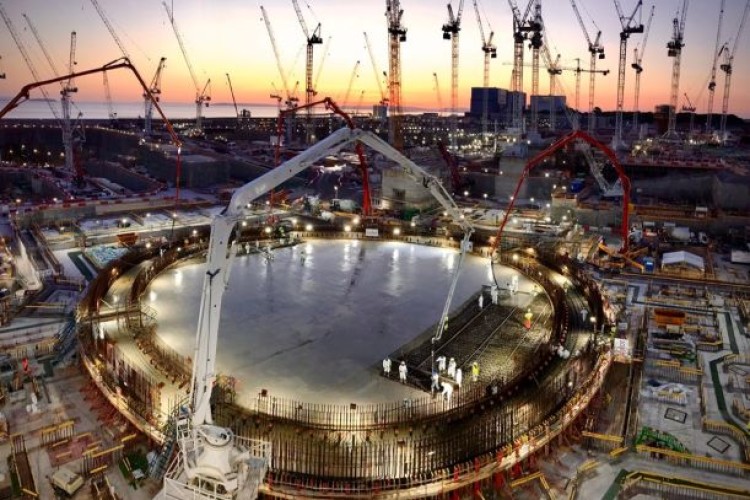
[170,123,473,498]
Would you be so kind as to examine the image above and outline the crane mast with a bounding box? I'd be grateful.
[612,0,644,150]
[442,0,464,150]
[144,57,166,136]
[630,4,653,133]
[682,92,696,137]
[292,0,323,144]
[163,1,210,135]
[507,0,535,132]
[473,0,496,138]
[226,73,240,124]
[102,70,116,122]
[386,0,407,150]
[719,0,750,142]
[706,0,726,132]
[666,0,688,139]
[570,0,605,134]
[540,33,561,131]
[528,1,543,136]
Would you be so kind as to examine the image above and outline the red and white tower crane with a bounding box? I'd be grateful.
[386,0,407,150]
[612,0,644,150]
[570,0,605,134]
[442,0,465,150]
[163,1,211,135]
[472,0,496,138]
[706,0,725,133]
[665,0,688,139]
[144,58,167,136]
[292,0,323,144]
[507,0,535,132]
[630,4,654,133]
[719,0,750,142]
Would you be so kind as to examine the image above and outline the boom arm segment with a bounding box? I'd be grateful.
[193,125,472,426]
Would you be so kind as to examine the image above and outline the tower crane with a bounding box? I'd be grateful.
[364,32,388,107]
[540,35,561,131]
[630,4,654,133]
[226,73,240,124]
[102,71,117,123]
[507,0,536,132]
[665,0,688,139]
[564,58,609,130]
[386,0,407,150]
[88,0,133,129]
[706,0,725,132]
[292,0,323,144]
[719,0,750,142]
[261,6,298,144]
[163,1,211,135]
[442,0,465,150]
[612,0,644,150]
[527,1,543,136]
[341,60,361,111]
[356,90,366,115]
[144,57,167,136]
[570,0,605,134]
[472,0,496,138]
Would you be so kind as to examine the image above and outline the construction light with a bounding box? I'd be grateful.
[393,227,401,236]
[305,224,313,232]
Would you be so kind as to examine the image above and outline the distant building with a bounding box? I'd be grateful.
[469,87,526,127]
[529,95,567,113]
[373,104,388,121]
[654,104,672,135]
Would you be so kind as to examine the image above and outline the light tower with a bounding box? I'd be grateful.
[292,0,323,144]
[472,0,496,139]
[570,0,606,134]
[630,5,654,134]
[612,0,644,150]
[442,0,465,151]
[665,0,688,139]
[386,0,407,150]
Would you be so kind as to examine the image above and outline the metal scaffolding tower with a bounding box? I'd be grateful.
[612,0,644,150]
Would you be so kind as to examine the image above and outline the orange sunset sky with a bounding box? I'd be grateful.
[1,0,750,117]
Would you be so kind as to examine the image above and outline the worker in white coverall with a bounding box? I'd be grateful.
[478,293,484,309]
[441,381,453,401]
[436,355,447,373]
[399,361,408,383]
[447,357,457,378]
[383,357,392,377]
[455,367,463,388]
[491,285,499,305]
[431,370,440,393]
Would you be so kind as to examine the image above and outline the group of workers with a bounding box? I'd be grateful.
[382,355,480,403]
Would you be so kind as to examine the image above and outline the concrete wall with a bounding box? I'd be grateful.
[86,161,162,193]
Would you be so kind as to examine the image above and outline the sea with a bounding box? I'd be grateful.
[0,99,284,120]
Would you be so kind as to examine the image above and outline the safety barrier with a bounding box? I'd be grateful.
[702,418,750,463]
[645,359,703,384]
[616,470,750,499]
[635,444,750,476]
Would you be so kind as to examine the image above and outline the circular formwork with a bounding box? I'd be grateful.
[77,233,610,498]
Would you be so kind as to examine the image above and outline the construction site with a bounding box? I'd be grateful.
[1,0,750,499]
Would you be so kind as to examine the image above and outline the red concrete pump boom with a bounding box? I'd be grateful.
[274,97,372,216]
[0,58,186,203]
[490,129,631,254]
